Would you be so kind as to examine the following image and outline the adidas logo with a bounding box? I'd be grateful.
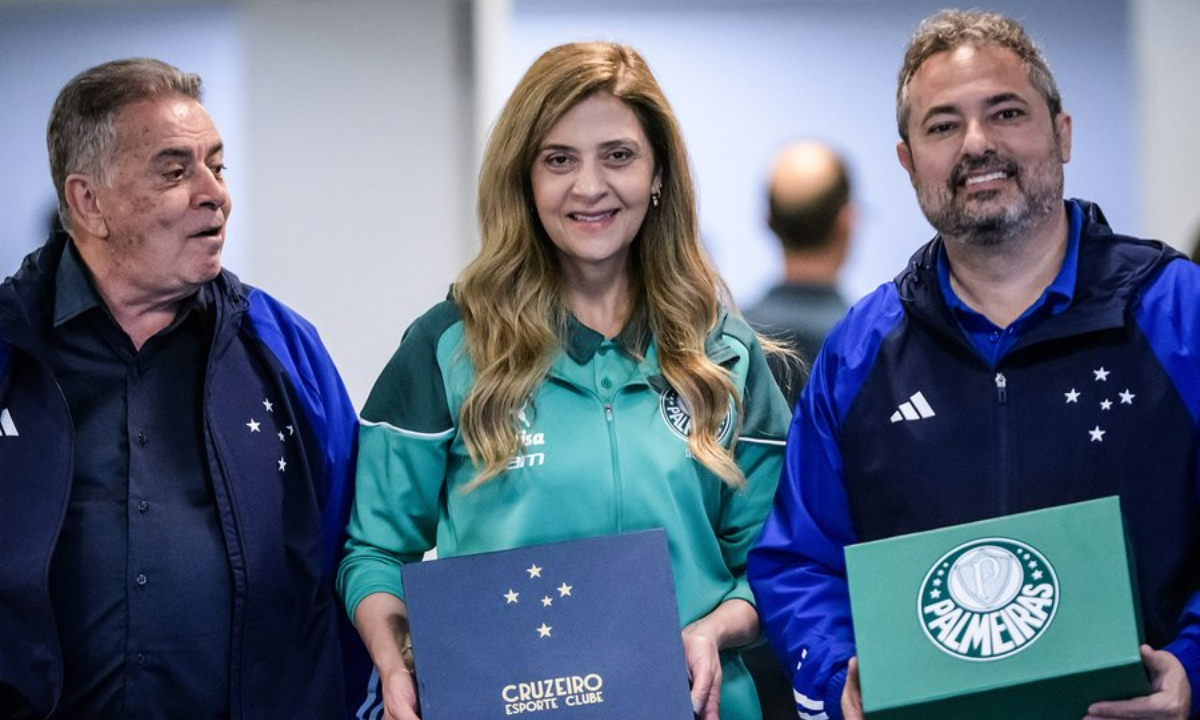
[890,392,935,423]
[0,407,18,437]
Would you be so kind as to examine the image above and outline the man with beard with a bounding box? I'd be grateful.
[748,10,1200,720]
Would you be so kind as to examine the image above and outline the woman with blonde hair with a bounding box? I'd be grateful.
[338,41,790,720]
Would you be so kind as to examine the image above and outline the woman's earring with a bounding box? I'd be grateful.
[651,189,661,208]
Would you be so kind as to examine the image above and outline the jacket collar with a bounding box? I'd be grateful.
[895,199,1184,357]
[0,229,250,357]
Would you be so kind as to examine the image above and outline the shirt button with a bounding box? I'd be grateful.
[136,573,148,586]
[989,331,1001,343]
[137,500,150,513]
[600,378,613,389]
[136,431,148,446]
[135,653,147,666]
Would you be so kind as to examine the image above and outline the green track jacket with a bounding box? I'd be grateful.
[338,300,790,719]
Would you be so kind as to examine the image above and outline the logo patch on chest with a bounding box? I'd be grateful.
[658,388,733,443]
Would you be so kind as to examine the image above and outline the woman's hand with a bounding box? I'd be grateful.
[682,628,722,719]
[354,592,422,720]
[681,598,760,719]
[380,663,421,720]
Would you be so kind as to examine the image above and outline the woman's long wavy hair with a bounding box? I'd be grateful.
[454,41,743,489]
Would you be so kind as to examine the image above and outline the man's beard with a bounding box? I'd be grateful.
[915,151,1063,247]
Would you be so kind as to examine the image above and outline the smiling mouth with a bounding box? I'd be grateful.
[964,171,1008,186]
[569,210,617,222]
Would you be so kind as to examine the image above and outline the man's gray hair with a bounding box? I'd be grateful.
[896,9,1062,143]
[47,58,203,230]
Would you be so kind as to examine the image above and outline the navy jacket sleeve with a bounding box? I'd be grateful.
[1135,258,1200,703]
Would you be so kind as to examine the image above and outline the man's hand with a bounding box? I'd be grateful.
[841,656,865,720]
[1084,645,1191,720]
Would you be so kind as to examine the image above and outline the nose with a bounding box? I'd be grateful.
[961,118,995,157]
[570,160,607,201]
[193,164,229,211]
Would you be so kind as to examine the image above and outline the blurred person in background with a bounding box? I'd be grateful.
[744,140,854,407]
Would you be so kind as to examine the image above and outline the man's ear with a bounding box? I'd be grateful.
[896,140,915,179]
[1054,112,1073,164]
[64,174,109,239]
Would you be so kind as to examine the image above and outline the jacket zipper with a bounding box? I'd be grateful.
[994,372,1011,515]
[604,401,624,533]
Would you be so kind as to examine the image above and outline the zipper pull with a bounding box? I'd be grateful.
[994,373,1008,404]
[605,404,613,421]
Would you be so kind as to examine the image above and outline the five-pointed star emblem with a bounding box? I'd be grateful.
[1089,426,1106,442]
[247,419,261,432]
[541,596,553,607]
[1119,389,1136,405]
[1100,399,1113,410]
[1064,389,1080,403]
[537,623,552,638]
[504,589,519,604]
[526,564,542,578]
[1093,367,1110,382]
[278,457,288,471]
[557,582,573,597]
[263,398,274,413]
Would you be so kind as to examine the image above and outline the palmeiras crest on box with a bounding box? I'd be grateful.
[918,537,1059,661]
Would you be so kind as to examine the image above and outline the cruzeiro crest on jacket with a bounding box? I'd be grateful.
[658,388,734,444]
[507,404,549,471]
[240,395,299,475]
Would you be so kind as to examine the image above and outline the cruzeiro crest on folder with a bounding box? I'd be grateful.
[918,537,1059,661]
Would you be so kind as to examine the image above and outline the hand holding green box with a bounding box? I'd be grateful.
[846,497,1150,719]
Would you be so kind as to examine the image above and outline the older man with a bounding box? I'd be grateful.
[749,10,1200,720]
[0,58,369,719]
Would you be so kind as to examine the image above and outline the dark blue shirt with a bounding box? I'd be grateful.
[45,242,231,720]
[939,200,1084,367]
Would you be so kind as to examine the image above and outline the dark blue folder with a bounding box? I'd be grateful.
[402,529,694,719]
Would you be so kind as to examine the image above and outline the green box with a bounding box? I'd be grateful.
[845,497,1150,720]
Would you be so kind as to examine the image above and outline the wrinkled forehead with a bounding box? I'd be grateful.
[111,96,221,158]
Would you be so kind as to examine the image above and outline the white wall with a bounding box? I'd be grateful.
[1132,0,1200,254]
[504,0,1140,307]
[238,0,475,406]
[0,3,246,273]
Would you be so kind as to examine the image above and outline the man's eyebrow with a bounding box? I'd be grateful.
[152,147,193,164]
[919,92,1031,124]
[920,103,961,124]
[151,143,224,163]
[983,92,1029,108]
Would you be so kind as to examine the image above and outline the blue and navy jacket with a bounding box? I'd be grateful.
[748,201,1200,720]
[0,232,372,720]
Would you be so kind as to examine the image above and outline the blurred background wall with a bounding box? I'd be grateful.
[2,0,1197,407]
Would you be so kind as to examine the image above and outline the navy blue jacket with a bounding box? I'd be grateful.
[0,232,372,719]
[748,201,1200,720]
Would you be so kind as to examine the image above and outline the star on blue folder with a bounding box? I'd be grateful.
[402,529,694,719]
